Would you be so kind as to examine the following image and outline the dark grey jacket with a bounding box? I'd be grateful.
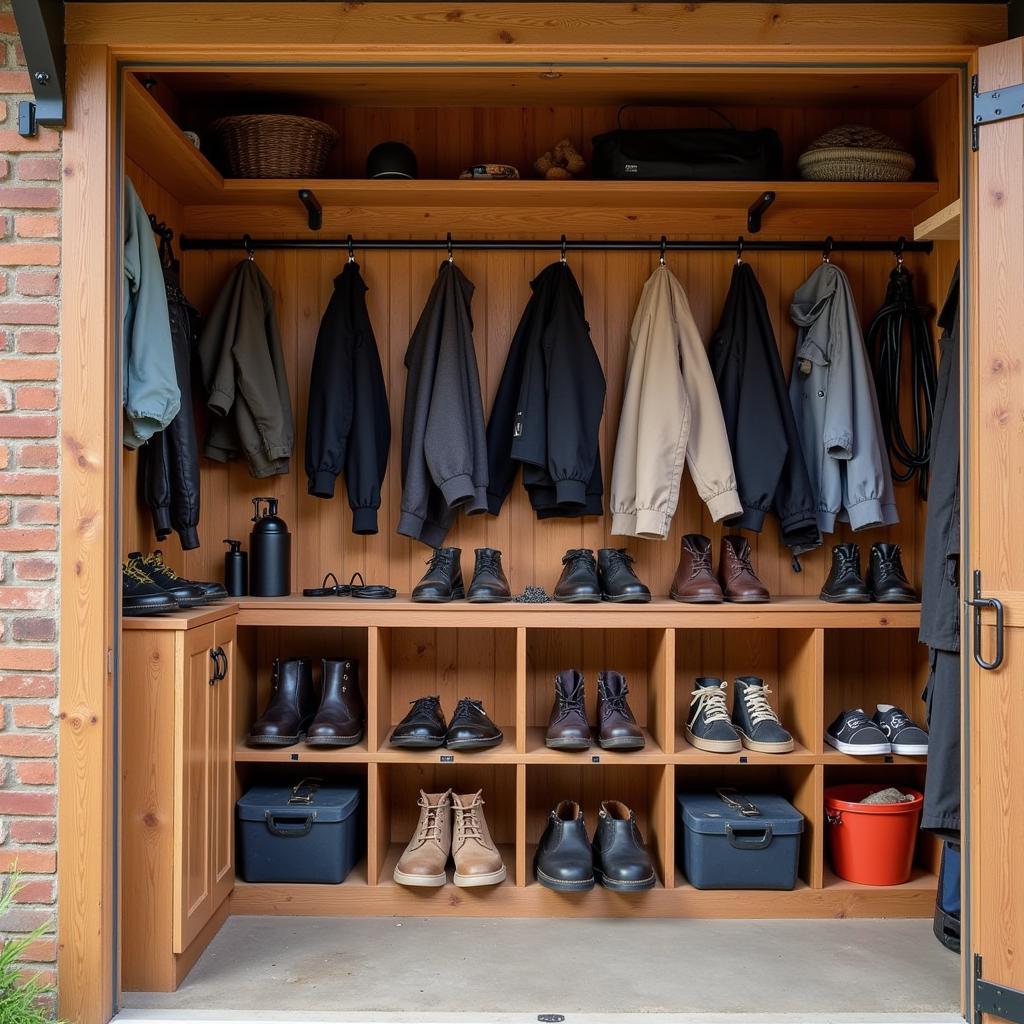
[397,261,488,547]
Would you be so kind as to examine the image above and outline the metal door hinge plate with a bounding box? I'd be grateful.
[975,954,1024,1024]
[973,74,1024,150]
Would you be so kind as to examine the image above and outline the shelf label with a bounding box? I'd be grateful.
[591,755,601,764]
[440,754,454,763]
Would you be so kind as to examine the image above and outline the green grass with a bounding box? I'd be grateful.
[0,873,57,1024]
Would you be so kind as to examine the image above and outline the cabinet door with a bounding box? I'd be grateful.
[210,617,236,907]
[173,622,217,954]
[969,38,1024,1023]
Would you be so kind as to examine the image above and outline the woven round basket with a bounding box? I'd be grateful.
[211,114,339,179]
[798,125,915,182]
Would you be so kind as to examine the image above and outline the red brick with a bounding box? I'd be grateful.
[16,501,57,524]
[0,304,57,326]
[0,386,11,412]
[0,270,7,294]
[0,732,56,756]
[15,272,56,297]
[0,850,55,874]
[0,443,8,469]
[0,415,56,438]
[0,498,10,524]
[11,619,55,644]
[0,474,57,496]
[14,386,56,409]
[0,244,60,267]
[0,159,7,181]
[0,72,31,94]
[16,331,56,354]
[0,189,59,212]
[18,445,56,470]
[16,159,59,182]
[0,129,58,153]
[0,907,51,933]
[0,587,52,610]
[0,101,6,122]
[17,967,56,991]
[0,15,15,35]
[8,815,57,840]
[13,558,55,582]
[14,216,58,240]
[0,527,55,552]
[15,760,55,785]
[18,936,57,961]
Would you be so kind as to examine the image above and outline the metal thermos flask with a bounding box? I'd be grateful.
[249,497,291,597]
[223,538,248,597]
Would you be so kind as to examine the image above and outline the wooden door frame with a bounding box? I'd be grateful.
[58,6,1004,1022]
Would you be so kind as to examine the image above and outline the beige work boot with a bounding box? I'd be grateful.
[393,790,451,887]
[451,790,507,887]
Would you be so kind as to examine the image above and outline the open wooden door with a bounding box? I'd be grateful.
[969,36,1024,1024]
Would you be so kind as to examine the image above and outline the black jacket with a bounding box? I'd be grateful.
[397,261,489,547]
[305,262,391,535]
[487,261,605,518]
[709,263,820,556]
[139,245,202,550]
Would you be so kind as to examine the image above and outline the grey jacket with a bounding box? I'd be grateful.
[789,263,898,533]
[397,261,488,547]
[122,178,179,449]
[197,259,294,478]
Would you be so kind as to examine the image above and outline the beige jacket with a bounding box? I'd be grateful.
[611,265,742,538]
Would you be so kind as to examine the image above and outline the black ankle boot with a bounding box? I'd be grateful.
[866,543,917,603]
[592,801,656,891]
[597,548,651,603]
[467,548,511,603]
[554,549,601,603]
[247,658,318,747]
[820,543,870,603]
[412,547,465,602]
[534,800,595,892]
[306,659,364,747]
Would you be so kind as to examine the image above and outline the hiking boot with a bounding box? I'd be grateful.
[143,550,228,602]
[122,560,179,616]
[126,551,206,607]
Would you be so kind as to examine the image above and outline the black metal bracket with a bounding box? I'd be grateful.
[747,190,776,234]
[298,189,323,231]
[972,73,1024,151]
[975,954,1024,1024]
[11,0,65,137]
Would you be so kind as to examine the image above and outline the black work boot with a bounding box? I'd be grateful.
[122,561,179,616]
[592,801,656,892]
[306,659,364,747]
[247,658,318,747]
[144,550,228,602]
[467,548,512,603]
[534,800,595,892]
[127,551,207,608]
[596,671,645,750]
[597,548,651,603]
[545,670,593,751]
[412,547,465,602]
[820,543,870,603]
[866,543,917,603]
[553,548,601,603]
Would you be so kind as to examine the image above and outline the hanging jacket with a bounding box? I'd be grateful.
[397,260,488,547]
[486,261,605,519]
[197,258,294,479]
[789,262,899,533]
[611,264,741,539]
[305,262,391,535]
[122,178,179,450]
[138,235,203,550]
[709,262,821,556]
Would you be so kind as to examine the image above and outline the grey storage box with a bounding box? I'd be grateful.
[237,778,362,884]
[678,790,804,890]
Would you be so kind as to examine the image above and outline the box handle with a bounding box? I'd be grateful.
[264,810,316,838]
[726,823,774,850]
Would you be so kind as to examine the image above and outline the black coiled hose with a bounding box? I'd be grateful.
[865,264,937,499]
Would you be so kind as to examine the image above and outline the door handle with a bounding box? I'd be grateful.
[208,647,227,685]
[967,569,1004,671]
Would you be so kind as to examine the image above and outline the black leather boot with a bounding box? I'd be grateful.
[592,801,656,891]
[597,548,651,603]
[534,800,595,892]
[127,552,207,607]
[467,548,512,603]
[412,548,465,602]
[597,671,645,750]
[390,695,447,748]
[445,697,503,750]
[247,658,317,747]
[867,543,918,603]
[122,561,179,616]
[306,658,365,747]
[553,549,601,603]
[545,669,593,751]
[820,543,870,603]
[142,551,228,602]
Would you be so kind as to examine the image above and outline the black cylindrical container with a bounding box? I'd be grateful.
[249,498,291,597]
[223,538,249,597]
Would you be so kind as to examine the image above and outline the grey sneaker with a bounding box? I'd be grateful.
[873,704,928,755]
[685,678,742,753]
[826,708,891,756]
[732,676,795,753]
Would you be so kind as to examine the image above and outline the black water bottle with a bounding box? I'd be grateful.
[223,538,248,597]
[249,497,291,597]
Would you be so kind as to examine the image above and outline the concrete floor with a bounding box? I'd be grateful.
[122,916,960,1017]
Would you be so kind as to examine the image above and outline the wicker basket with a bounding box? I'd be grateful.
[211,114,338,179]
[798,125,915,182]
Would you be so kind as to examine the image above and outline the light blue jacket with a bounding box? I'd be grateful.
[789,263,898,533]
[123,178,179,449]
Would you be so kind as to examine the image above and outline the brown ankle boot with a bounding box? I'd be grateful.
[670,534,723,603]
[393,790,451,887]
[451,790,506,887]
[718,535,770,603]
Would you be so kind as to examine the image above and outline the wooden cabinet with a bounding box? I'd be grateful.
[122,605,237,992]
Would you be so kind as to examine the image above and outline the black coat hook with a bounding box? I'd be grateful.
[895,235,906,268]
[822,235,834,264]
[446,232,454,263]
[346,234,355,263]
[243,234,255,261]
[736,236,744,265]
[659,235,667,266]
[560,234,567,263]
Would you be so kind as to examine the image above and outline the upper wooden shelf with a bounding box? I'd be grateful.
[914,198,961,242]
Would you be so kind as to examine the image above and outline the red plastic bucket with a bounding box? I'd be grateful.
[824,783,923,885]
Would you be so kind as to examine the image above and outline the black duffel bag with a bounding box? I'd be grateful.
[592,107,783,181]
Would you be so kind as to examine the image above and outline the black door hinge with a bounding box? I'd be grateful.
[975,954,1024,1024]
[973,74,1024,151]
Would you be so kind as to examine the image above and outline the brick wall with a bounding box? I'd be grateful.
[0,0,61,1000]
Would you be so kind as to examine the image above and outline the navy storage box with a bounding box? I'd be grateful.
[678,791,804,890]
[237,779,362,884]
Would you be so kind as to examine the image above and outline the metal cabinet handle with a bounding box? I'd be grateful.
[208,647,228,685]
[967,569,1004,671]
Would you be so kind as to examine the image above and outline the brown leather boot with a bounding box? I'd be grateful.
[451,790,506,887]
[597,670,645,751]
[718,535,770,603]
[306,658,364,747]
[670,534,723,603]
[546,669,593,751]
[247,658,317,747]
[393,790,451,887]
